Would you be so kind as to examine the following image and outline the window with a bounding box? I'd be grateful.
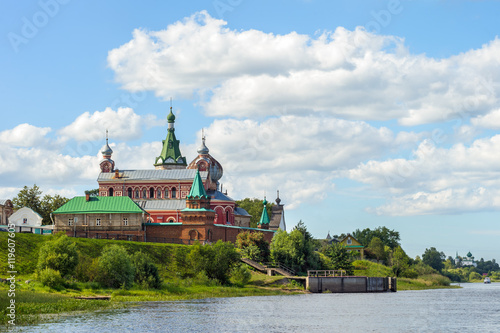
[164,189,169,198]
[142,189,147,199]
[226,211,229,223]
[127,188,132,198]
[150,188,155,199]
[135,190,139,198]
[23,218,27,224]
[68,218,73,226]
[123,218,128,226]
[171,187,176,198]
[109,188,114,197]
[347,238,352,245]
[96,219,101,226]
[157,189,162,199]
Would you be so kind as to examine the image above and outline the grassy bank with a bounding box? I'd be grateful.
[352,260,455,290]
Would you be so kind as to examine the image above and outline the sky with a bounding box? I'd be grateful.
[1,0,500,260]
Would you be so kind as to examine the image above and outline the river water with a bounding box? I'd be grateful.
[15,283,500,332]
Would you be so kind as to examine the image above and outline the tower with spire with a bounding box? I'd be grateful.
[99,130,115,173]
[154,107,187,169]
[187,131,223,191]
[257,197,270,229]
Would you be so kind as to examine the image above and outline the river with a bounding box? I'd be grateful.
[15,282,500,332]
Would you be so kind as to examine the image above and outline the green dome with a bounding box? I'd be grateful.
[167,108,176,123]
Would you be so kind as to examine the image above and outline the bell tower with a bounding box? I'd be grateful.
[99,130,115,173]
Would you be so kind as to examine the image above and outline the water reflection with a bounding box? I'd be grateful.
[14,283,500,333]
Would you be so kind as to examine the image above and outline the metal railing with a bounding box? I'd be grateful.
[264,262,296,276]
[307,270,346,277]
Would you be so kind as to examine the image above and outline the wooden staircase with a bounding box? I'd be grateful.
[241,258,295,277]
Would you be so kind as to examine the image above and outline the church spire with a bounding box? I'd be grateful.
[154,105,187,169]
[99,130,115,173]
[258,197,270,229]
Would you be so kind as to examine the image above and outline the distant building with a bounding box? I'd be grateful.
[455,251,477,267]
[8,207,52,234]
[269,191,286,231]
[339,234,365,259]
[0,199,14,226]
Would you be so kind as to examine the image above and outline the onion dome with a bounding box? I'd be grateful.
[101,130,113,156]
[167,107,176,123]
[197,137,210,155]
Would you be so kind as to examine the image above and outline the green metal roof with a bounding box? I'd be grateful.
[187,170,209,199]
[154,108,187,167]
[53,196,144,214]
[181,208,215,212]
[258,198,270,225]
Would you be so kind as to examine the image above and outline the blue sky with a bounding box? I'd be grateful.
[1,0,500,260]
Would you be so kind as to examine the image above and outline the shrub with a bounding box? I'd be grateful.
[236,231,270,262]
[230,264,252,287]
[469,271,482,281]
[131,252,162,289]
[37,235,79,277]
[38,268,65,290]
[96,245,135,289]
[74,255,99,282]
[401,268,419,279]
[189,240,240,285]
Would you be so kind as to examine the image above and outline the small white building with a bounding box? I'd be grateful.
[8,207,53,234]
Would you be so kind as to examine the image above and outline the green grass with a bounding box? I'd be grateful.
[352,260,454,291]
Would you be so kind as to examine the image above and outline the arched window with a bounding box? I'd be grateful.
[142,189,147,199]
[164,189,169,198]
[135,189,139,198]
[226,210,229,223]
[171,187,176,198]
[127,188,132,198]
[109,188,114,197]
[157,188,162,199]
[150,188,155,199]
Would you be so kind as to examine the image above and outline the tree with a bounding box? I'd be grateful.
[85,189,99,197]
[131,252,162,289]
[236,231,270,262]
[96,245,135,289]
[422,247,445,272]
[368,237,386,263]
[321,242,354,275]
[189,240,240,285]
[37,234,79,277]
[235,198,273,228]
[353,226,400,249]
[269,225,320,274]
[391,246,410,277]
[12,185,69,224]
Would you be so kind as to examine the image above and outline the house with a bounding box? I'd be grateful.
[53,195,147,241]
[8,207,52,234]
[0,199,14,226]
[339,234,365,259]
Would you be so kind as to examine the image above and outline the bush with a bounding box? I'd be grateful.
[74,255,99,282]
[37,234,79,277]
[189,240,240,285]
[96,245,135,289]
[38,268,65,290]
[230,264,252,287]
[131,252,162,289]
[236,231,270,262]
[401,268,419,279]
[469,271,482,281]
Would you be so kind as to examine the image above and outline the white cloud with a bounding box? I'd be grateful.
[108,11,500,125]
[58,107,164,142]
[0,123,51,147]
[350,135,500,215]
[471,108,500,129]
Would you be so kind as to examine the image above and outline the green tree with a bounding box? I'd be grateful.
[85,189,99,197]
[368,237,386,263]
[189,240,240,285]
[236,231,270,262]
[320,242,354,275]
[12,185,68,224]
[131,252,162,289]
[353,226,400,249]
[269,226,320,274]
[96,245,135,289]
[236,198,273,228]
[37,234,79,277]
[422,247,445,272]
[391,246,410,277]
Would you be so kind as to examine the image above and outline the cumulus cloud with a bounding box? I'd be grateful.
[108,11,500,125]
[349,135,500,215]
[471,108,500,129]
[58,107,164,142]
[0,123,51,147]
